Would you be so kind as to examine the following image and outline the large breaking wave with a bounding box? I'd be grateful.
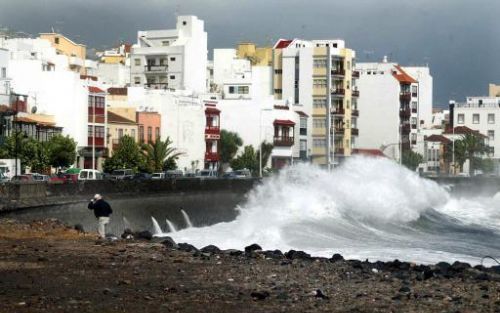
[166,156,500,265]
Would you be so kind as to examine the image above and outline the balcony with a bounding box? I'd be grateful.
[331,107,345,115]
[331,88,345,96]
[334,127,345,135]
[401,124,411,133]
[205,151,220,161]
[399,108,411,119]
[411,140,417,145]
[351,109,359,117]
[411,108,417,114]
[352,71,360,78]
[331,68,345,76]
[352,90,360,97]
[88,137,105,147]
[144,65,168,73]
[145,83,169,90]
[69,56,84,67]
[411,124,417,130]
[351,128,359,136]
[205,125,220,135]
[274,136,294,147]
[400,92,411,102]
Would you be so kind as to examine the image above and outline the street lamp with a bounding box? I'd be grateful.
[259,107,273,178]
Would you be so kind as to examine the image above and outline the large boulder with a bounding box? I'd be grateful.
[245,244,262,254]
[161,236,178,249]
[284,250,311,260]
[200,245,221,254]
[135,230,153,241]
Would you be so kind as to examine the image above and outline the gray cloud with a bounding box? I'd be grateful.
[1,0,499,106]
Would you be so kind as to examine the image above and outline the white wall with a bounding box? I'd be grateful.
[0,48,9,105]
[404,66,433,128]
[355,63,401,160]
[95,63,130,87]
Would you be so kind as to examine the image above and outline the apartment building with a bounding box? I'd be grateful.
[136,111,161,144]
[95,44,131,87]
[84,86,108,170]
[273,39,357,167]
[130,15,207,93]
[355,59,432,161]
[39,33,86,74]
[236,42,272,66]
[489,84,500,97]
[0,48,9,106]
[452,97,500,162]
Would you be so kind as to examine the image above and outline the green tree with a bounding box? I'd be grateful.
[477,158,495,174]
[141,137,182,172]
[219,130,243,172]
[103,135,144,173]
[230,145,257,174]
[47,134,77,168]
[402,150,423,171]
[454,133,489,176]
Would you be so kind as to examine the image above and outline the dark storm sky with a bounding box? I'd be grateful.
[1,0,499,107]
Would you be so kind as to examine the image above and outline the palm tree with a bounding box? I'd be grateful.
[142,137,183,172]
[454,133,489,176]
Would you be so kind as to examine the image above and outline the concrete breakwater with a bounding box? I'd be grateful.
[0,179,259,235]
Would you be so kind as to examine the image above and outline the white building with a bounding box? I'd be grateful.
[355,59,433,161]
[452,97,500,169]
[130,15,207,94]
[95,62,131,87]
[0,47,10,106]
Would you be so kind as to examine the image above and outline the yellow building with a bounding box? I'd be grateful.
[489,83,500,97]
[39,33,86,74]
[99,43,131,64]
[107,110,138,155]
[272,39,358,167]
[237,42,273,66]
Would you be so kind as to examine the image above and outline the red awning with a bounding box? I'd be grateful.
[273,119,295,126]
[88,86,106,93]
[205,107,220,114]
[295,111,309,117]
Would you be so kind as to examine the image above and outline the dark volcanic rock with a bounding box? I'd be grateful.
[161,237,178,249]
[263,250,284,259]
[475,273,490,281]
[451,261,471,272]
[251,290,270,300]
[177,243,198,252]
[348,260,363,269]
[200,245,221,254]
[223,249,243,256]
[244,244,262,253]
[74,224,84,233]
[330,253,344,262]
[285,250,311,260]
[121,228,134,239]
[314,289,329,299]
[135,230,153,240]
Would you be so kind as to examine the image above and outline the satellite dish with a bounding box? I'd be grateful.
[31,106,37,114]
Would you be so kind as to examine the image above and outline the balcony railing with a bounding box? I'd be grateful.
[352,90,360,97]
[145,83,169,90]
[411,140,417,145]
[144,65,168,72]
[351,109,359,117]
[205,125,220,134]
[331,88,345,96]
[400,92,411,102]
[334,127,345,135]
[352,71,360,78]
[273,136,294,146]
[401,124,411,133]
[351,128,359,136]
[88,137,105,147]
[411,108,417,114]
[205,151,220,161]
[400,108,411,119]
[332,107,345,115]
[411,124,417,129]
[331,68,345,76]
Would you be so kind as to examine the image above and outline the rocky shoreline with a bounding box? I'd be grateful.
[0,219,499,312]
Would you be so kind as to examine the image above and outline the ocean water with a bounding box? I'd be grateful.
[162,156,500,266]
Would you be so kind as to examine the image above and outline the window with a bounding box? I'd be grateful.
[162,41,169,46]
[228,86,235,94]
[345,99,350,109]
[411,85,418,97]
[139,126,144,143]
[95,126,105,138]
[488,113,495,124]
[274,89,282,94]
[300,117,307,135]
[313,118,326,129]
[147,126,153,142]
[155,127,160,140]
[131,129,136,139]
[300,139,307,151]
[134,58,141,66]
[238,86,249,94]
[313,98,326,108]
[55,37,59,44]
[134,77,141,85]
[313,139,326,147]
[170,75,175,80]
[488,130,494,142]
[313,79,327,88]
[95,96,105,108]
[118,128,124,138]
[411,101,417,110]
[170,57,176,61]
[457,114,464,124]
[88,125,93,137]
[313,58,326,68]
[1,67,5,78]
[473,114,480,124]
[159,59,166,65]
[274,69,282,74]
[182,21,187,26]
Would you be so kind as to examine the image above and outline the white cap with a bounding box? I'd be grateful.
[94,194,102,200]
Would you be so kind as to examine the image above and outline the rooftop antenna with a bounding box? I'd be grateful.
[51,26,55,33]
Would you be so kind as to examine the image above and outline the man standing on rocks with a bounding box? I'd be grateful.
[87,194,112,239]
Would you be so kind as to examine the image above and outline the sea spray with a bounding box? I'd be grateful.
[151,217,163,235]
[166,156,500,265]
[166,219,177,233]
[181,209,193,228]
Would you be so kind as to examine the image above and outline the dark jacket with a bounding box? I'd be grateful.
[88,199,113,218]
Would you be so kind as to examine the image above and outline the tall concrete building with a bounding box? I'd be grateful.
[272,39,358,167]
[130,15,207,93]
[355,59,433,161]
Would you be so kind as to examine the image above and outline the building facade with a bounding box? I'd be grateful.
[130,15,207,93]
[107,111,138,155]
[136,111,161,144]
[489,84,500,97]
[272,39,357,167]
[39,33,86,74]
